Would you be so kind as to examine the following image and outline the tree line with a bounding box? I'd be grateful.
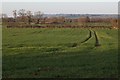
[1,9,119,29]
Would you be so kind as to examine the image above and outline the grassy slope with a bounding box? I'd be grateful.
[2,28,118,78]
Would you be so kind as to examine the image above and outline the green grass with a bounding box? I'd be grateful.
[2,28,118,78]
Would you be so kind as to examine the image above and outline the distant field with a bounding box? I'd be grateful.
[2,28,118,78]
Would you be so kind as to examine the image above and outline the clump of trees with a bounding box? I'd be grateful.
[2,9,44,27]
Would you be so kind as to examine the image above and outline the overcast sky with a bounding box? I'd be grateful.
[2,2,118,17]
[1,0,119,2]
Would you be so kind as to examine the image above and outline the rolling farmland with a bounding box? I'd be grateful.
[2,28,118,78]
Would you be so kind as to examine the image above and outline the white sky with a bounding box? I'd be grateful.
[1,0,119,2]
[0,0,119,17]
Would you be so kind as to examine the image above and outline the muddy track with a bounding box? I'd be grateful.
[81,29,92,43]
[93,30,101,47]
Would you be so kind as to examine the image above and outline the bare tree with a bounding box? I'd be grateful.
[13,10,17,18]
[18,9,26,17]
[26,11,32,24]
[13,10,17,22]
[18,9,26,22]
[34,11,43,24]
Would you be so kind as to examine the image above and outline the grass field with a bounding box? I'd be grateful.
[2,28,118,78]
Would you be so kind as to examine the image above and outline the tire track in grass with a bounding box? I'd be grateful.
[69,29,92,47]
[80,29,101,47]
[81,29,92,43]
[93,30,101,47]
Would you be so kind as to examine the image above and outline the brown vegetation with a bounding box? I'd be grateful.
[110,18,118,29]
[1,9,118,29]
